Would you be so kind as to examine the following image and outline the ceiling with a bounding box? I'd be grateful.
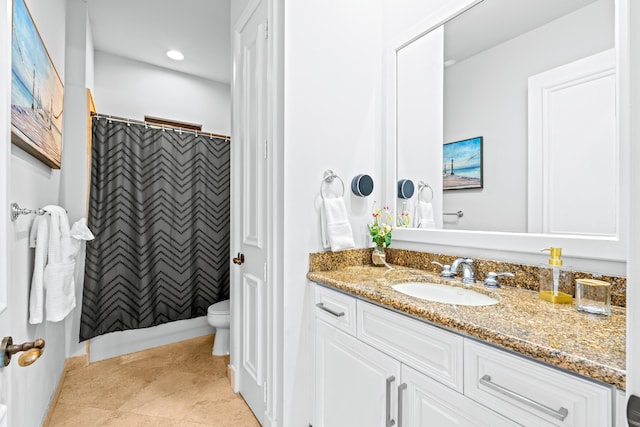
[87,0,231,84]
[444,0,602,64]
[87,0,601,86]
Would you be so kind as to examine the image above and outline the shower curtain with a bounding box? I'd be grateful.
[80,117,230,341]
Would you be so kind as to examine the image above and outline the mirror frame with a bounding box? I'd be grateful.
[382,0,630,262]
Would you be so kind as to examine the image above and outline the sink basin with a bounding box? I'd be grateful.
[392,282,499,306]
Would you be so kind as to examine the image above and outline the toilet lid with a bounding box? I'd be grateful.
[208,299,230,315]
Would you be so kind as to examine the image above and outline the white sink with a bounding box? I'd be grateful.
[392,282,499,306]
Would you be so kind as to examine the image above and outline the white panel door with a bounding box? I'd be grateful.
[315,319,401,427]
[0,0,11,423]
[232,0,268,423]
[528,49,617,236]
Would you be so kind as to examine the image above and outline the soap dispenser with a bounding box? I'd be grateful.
[539,247,573,304]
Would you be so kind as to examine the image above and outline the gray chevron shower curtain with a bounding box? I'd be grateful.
[80,117,230,340]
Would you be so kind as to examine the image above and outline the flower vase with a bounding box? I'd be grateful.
[372,243,386,266]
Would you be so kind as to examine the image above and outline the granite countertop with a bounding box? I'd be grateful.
[307,264,626,390]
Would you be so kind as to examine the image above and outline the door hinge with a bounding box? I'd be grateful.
[264,381,268,403]
[263,262,268,282]
[264,19,269,39]
[264,139,268,159]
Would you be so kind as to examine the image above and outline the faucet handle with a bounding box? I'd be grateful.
[431,261,454,278]
[483,272,514,288]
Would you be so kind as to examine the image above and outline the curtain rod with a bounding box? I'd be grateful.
[91,112,230,141]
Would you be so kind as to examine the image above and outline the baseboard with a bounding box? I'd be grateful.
[42,355,87,426]
[89,317,213,362]
[263,412,279,427]
[228,364,238,393]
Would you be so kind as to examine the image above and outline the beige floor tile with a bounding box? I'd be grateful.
[47,335,259,426]
[103,411,212,427]
[46,403,114,427]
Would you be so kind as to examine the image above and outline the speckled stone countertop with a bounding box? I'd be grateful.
[307,264,626,390]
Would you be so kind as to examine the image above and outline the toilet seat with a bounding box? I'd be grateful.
[208,299,230,315]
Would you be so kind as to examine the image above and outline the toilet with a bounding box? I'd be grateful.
[207,299,230,355]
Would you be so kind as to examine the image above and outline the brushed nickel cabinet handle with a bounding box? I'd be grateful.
[480,374,569,421]
[386,376,396,426]
[397,383,407,427]
[315,303,345,318]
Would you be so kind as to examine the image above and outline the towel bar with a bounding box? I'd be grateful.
[10,203,46,222]
[418,181,433,203]
[444,210,464,218]
[320,170,345,200]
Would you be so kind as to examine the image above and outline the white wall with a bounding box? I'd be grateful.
[93,51,230,135]
[396,27,444,229]
[8,0,67,425]
[443,0,613,232]
[283,0,383,424]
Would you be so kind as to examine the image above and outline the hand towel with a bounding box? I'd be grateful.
[43,205,75,322]
[320,204,330,250]
[416,201,436,229]
[42,207,96,322]
[29,215,50,324]
[322,197,355,251]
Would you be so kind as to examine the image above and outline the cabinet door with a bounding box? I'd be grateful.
[400,364,517,427]
[315,319,401,427]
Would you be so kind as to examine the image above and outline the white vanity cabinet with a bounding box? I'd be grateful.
[313,284,616,427]
[314,285,514,426]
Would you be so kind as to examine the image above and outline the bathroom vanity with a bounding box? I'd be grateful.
[308,264,626,427]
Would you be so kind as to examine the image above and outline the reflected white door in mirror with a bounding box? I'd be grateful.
[528,49,617,237]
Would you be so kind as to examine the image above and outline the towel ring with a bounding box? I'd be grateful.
[320,170,345,200]
[418,181,434,203]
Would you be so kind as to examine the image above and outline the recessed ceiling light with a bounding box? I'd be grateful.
[166,50,184,61]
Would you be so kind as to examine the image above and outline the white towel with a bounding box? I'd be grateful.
[416,201,436,229]
[29,215,50,324]
[28,206,95,324]
[322,197,355,252]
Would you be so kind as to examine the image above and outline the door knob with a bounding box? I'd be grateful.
[1,336,45,368]
[233,253,245,265]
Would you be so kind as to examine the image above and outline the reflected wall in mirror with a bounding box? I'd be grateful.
[396,0,616,235]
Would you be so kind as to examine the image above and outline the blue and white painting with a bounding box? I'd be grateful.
[443,136,483,190]
[11,0,64,169]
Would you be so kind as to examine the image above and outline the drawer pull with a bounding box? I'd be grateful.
[315,302,345,318]
[480,375,569,421]
[386,376,396,427]
[397,383,407,427]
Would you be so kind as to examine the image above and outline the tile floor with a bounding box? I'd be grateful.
[45,335,260,426]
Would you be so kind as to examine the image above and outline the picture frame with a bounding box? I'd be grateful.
[11,0,64,169]
[443,136,483,190]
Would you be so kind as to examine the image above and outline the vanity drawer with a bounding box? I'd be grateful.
[357,300,463,392]
[464,339,612,427]
[314,285,357,336]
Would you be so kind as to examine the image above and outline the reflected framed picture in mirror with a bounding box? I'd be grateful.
[443,136,483,190]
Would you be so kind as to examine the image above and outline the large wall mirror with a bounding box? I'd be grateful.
[387,0,629,262]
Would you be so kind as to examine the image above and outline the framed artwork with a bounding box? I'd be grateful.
[443,136,483,190]
[11,0,64,169]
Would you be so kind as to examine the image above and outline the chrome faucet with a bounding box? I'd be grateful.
[450,258,475,284]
